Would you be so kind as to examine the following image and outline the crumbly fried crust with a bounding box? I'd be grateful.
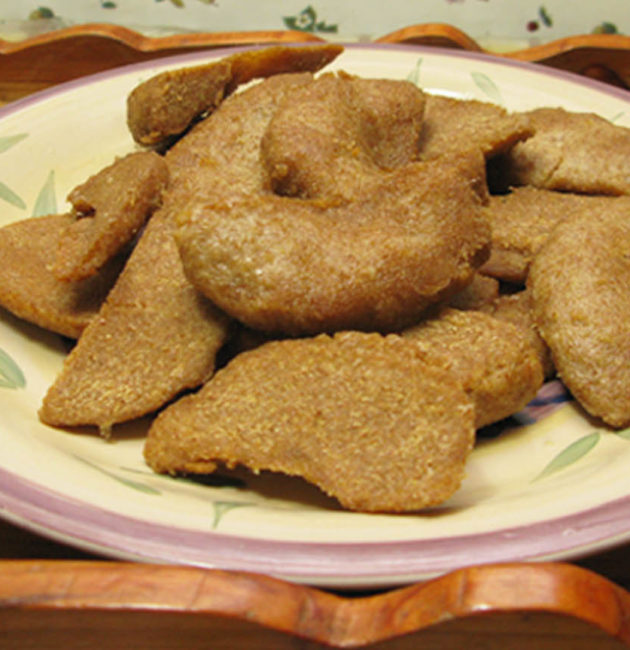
[144,331,475,512]
[447,272,499,311]
[127,44,343,145]
[417,93,532,161]
[504,107,630,195]
[480,289,554,379]
[38,73,316,431]
[54,151,169,282]
[480,187,630,283]
[165,72,317,196]
[176,152,491,335]
[261,73,426,200]
[401,308,544,428]
[528,210,630,427]
[0,214,124,338]
[39,208,229,430]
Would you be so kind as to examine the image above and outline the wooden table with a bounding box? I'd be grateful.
[4,517,630,649]
[3,24,630,649]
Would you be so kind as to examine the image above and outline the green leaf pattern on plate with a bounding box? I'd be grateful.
[0,133,28,210]
[0,133,28,154]
[407,58,423,86]
[107,472,162,495]
[534,427,630,482]
[471,71,504,105]
[0,181,27,210]
[0,133,56,215]
[212,501,251,529]
[75,464,252,528]
[74,456,161,495]
[534,432,601,481]
[0,348,26,389]
[32,170,57,217]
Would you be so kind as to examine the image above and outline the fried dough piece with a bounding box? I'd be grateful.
[173,74,489,335]
[481,289,554,378]
[54,151,169,282]
[417,94,532,161]
[401,308,544,428]
[165,72,317,194]
[39,208,229,433]
[528,210,630,427]
[144,332,476,512]
[503,107,630,195]
[480,187,630,283]
[176,152,491,335]
[261,73,425,200]
[447,272,499,311]
[0,214,124,338]
[40,73,315,431]
[127,44,343,145]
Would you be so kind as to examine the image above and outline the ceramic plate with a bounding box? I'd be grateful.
[2,44,630,589]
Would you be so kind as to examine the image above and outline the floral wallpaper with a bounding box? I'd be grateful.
[0,1,626,48]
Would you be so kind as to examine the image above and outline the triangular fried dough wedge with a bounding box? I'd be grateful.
[127,44,343,145]
[40,69,325,433]
[39,208,229,433]
[54,151,169,282]
[144,332,475,513]
[0,214,124,338]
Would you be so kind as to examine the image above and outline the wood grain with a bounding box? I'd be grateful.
[1,560,630,648]
[0,23,325,105]
[378,26,630,89]
[376,22,484,51]
[2,23,630,107]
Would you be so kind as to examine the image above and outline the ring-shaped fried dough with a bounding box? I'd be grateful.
[176,153,491,335]
[144,332,476,513]
[261,73,426,200]
[528,211,630,427]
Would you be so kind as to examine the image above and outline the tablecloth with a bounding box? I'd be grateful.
[0,0,628,51]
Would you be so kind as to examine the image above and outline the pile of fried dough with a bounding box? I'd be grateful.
[1,45,629,512]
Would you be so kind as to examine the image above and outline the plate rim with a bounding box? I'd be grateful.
[4,464,630,588]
